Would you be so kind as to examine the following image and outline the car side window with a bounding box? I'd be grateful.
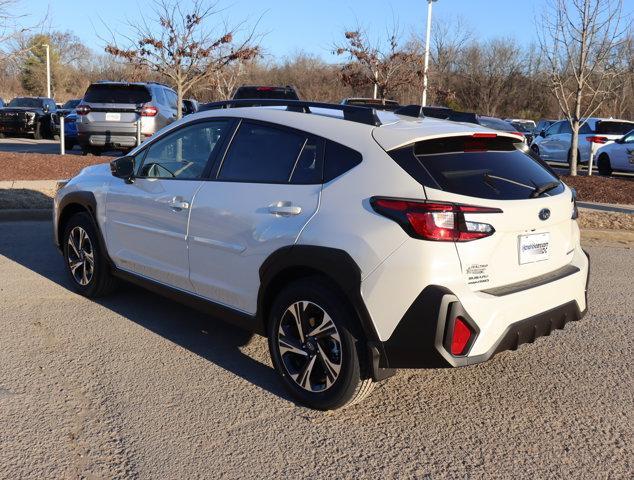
[579,123,594,134]
[166,90,178,109]
[545,122,560,136]
[623,131,634,143]
[218,122,308,183]
[323,141,362,182]
[136,120,230,179]
[154,87,166,105]
[559,122,572,134]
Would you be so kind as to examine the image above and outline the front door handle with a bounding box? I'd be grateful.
[268,201,301,216]
[168,197,190,211]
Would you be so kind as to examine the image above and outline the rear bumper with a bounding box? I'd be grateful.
[78,132,139,148]
[378,249,590,369]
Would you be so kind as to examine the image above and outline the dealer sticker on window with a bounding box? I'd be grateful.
[518,232,550,264]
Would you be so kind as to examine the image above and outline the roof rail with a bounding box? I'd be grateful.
[199,99,382,126]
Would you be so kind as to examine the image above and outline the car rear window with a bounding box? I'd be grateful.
[389,136,564,200]
[596,121,634,135]
[84,84,152,104]
[233,86,299,100]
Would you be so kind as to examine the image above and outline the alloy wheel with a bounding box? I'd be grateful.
[67,226,95,286]
[277,301,342,392]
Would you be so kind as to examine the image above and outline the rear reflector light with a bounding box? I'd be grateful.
[140,105,158,117]
[451,317,472,355]
[371,198,502,242]
[586,136,608,144]
[76,105,91,115]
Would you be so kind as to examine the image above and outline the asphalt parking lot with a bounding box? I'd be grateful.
[0,221,631,479]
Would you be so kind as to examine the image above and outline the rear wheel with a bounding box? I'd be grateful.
[267,278,374,410]
[62,212,117,297]
[597,154,613,176]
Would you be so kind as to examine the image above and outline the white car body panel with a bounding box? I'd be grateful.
[105,177,204,290]
[596,131,634,172]
[187,181,321,314]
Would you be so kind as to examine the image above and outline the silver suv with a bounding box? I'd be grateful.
[76,81,179,155]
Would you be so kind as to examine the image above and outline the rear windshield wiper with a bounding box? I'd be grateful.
[483,173,534,191]
[530,181,560,198]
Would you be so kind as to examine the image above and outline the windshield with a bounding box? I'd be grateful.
[8,98,43,108]
[511,122,533,133]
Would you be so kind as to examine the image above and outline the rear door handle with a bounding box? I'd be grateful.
[268,202,301,216]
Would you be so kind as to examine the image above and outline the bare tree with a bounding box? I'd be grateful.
[105,0,260,118]
[538,0,626,176]
[334,27,423,103]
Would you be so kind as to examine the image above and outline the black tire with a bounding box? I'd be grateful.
[567,149,582,166]
[597,154,612,176]
[267,277,374,410]
[33,122,43,140]
[62,212,117,298]
[64,137,76,150]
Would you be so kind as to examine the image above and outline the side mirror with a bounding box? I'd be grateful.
[614,138,624,144]
[110,156,135,183]
[42,105,49,113]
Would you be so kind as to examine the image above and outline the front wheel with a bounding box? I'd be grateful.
[33,122,43,140]
[267,278,374,410]
[62,212,117,297]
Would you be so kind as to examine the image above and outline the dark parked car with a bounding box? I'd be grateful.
[0,97,57,139]
[182,98,199,115]
[232,85,300,100]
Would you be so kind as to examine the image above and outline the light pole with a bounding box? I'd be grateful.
[421,0,437,108]
[42,43,51,98]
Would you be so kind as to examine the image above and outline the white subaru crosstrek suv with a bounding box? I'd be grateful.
[54,100,590,410]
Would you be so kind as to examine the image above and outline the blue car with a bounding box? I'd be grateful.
[64,112,78,149]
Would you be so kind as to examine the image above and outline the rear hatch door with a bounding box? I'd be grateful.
[82,84,151,126]
[391,134,576,290]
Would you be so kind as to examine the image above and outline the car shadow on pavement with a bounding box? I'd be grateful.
[0,222,292,403]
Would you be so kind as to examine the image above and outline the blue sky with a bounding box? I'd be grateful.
[15,0,631,61]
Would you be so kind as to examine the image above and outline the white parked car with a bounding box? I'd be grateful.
[595,129,634,175]
[531,118,634,164]
[54,100,590,410]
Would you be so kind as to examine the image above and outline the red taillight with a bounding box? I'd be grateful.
[140,105,158,117]
[371,198,502,242]
[586,136,608,144]
[76,105,90,115]
[256,86,275,91]
[451,317,472,355]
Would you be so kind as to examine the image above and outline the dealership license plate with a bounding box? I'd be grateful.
[518,232,550,264]
[105,112,121,121]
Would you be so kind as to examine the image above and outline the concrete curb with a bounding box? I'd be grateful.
[578,202,634,215]
[0,209,52,222]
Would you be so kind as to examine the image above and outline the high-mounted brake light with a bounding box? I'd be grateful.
[371,198,502,242]
[76,105,91,115]
[472,133,497,139]
[256,86,275,91]
[140,105,158,117]
[586,136,608,144]
[451,317,473,355]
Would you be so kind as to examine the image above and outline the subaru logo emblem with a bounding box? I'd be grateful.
[539,208,551,221]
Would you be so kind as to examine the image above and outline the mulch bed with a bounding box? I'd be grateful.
[561,175,634,205]
[0,152,109,181]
